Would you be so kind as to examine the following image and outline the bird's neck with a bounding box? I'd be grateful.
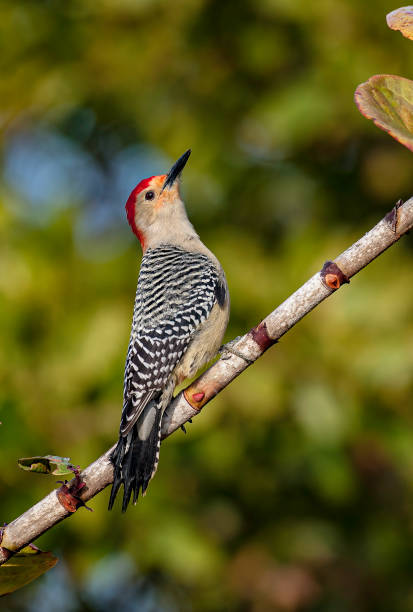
[141,200,200,253]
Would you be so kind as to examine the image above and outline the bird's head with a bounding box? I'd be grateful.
[125,149,193,251]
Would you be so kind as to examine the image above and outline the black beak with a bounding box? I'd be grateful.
[162,149,191,191]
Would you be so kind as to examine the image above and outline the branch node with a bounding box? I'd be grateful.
[250,321,276,352]
[56,467,92,513]
[192,392,205,402]
[320,261,349,290]
[183,387,206,411]
[385,198,404,234]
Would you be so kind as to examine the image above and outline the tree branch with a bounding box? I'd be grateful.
[1,197,412,565]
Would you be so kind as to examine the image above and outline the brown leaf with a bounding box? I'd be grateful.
[355,75,413,152]
[0,547,58,596]
[387,6,413,40]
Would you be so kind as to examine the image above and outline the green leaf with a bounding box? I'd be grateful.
[387,6,413,41]
[355,75,413,152]
[18,455,74,476]
[0,547,58,596]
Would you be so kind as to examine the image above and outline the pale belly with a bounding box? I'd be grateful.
[173,300,229,384]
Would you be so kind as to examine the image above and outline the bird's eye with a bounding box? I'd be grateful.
[145,190,155,201]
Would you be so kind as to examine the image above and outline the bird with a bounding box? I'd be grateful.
[108,150,230,511]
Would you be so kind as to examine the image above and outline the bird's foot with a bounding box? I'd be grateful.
[181,418,193,434]
[219,337,253,364]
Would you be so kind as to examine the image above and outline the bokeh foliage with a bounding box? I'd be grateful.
[1,1,413,610]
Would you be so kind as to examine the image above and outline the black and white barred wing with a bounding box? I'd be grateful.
[120,245,220,436]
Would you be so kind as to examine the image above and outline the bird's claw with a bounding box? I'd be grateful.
[219,338,253,364]
[180,418,193,434]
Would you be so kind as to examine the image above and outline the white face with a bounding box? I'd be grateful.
[127,175,186,250]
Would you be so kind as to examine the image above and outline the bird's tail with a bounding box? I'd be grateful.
[108,398,163,512]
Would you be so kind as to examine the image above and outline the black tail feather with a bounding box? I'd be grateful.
[108,405,162,512]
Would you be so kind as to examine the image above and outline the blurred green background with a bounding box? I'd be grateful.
[1,1,413,610]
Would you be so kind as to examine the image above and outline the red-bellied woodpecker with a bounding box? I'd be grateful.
[108,150,230,511]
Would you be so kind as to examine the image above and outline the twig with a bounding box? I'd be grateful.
[1,197,412,565]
